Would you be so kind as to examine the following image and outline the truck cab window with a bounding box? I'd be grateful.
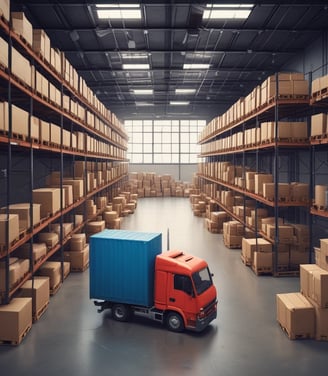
[192,267,213,295]
[174,275,193,296]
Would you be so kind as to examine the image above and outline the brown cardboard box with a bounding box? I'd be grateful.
[39,120,50,143]
[320,239,328,256]
[69,233,86,251]
[0,297,32,344]
[15,242,47,264]
[307,296,328,341]
[0,203,41,230]
[37,232,59,248]
[11,12,33,46]
[255,174,273,195]
[0,0,10,21]
[32,29,51,62]
[17,277,50,318]
[11,47,31,87]
[253,251,273,270]
[0,36,8,67]
[86,221,105,234]
[242,238,272,264]
[0,258,21,292]
[62,179,84,201]
[312,269,328,308]
[300,264,322,298]
[0,213,19,245]
[314,185,328,207]
[50,123,61,145]
[64,245,89,270]
[276,292,315,339]
[49,222,73,238]
[36,261,61,290]
[49,185,73,207]
[311,113,327,137]
[33,188,61,217]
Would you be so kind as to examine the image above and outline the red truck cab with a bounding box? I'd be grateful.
[154,250,217,332]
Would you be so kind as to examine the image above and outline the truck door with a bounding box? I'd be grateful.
[167,273,198,322]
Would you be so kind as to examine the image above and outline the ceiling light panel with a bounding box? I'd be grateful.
[183,64,210,69]
[133,89,153,95]
[96,4,142,20]
[123,64,150,70]
[175,89,196,94]
[170,101,190,105]
[203,4,254,20]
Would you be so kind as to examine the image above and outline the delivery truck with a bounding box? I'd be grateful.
[89,229,217,332]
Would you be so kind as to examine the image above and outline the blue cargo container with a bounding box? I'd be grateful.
[89,229,162,307]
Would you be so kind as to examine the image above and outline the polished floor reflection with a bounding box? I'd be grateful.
[1,197,328,376]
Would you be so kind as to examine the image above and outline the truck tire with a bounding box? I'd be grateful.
[112,304,131,322]
[166,312,184,332]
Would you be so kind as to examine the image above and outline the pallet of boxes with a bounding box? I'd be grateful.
[276,239,328,340]
[64,234,89,272]
[204,200,228,234]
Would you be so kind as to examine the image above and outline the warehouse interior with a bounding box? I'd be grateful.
[1,0,328,374]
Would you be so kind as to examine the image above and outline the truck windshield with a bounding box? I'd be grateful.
[192,267,213,295]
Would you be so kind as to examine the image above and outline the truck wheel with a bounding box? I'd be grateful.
[112,304,131,322]
[166,312,184,332]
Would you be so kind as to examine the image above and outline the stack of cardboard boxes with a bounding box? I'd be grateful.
[223,221,244,249]
[276,239,328,340]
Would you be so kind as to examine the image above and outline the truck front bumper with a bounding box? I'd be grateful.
[187,305,217,332]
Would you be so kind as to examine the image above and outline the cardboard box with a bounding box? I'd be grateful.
[255,174,273,195]
[86,221,105,234]
[253,251,273,270]
[37,232,59,248]
[0,297,32,344]
[0,203,41,230]
[307,297,328,340]
[0,0,10,21]
[0,213,20,245]
[64,244,89,270]
[36,261,61,290]
[0,257,21,292]
[62,179,84,201]
[17,277,50,318]
[69,233,87,251]
[276,293,315,339]
[311,113,327,137]
[39,120,50,143]
[11,12,33,46]
[32,29,51,62]
[312,269,328,308]
[314,185,328,207]
[33,188,61,217]
[49,184,73,207]
[15,242,47,264]
[0,36,8,67]
[11,47,31,87]
[300,264,322,298]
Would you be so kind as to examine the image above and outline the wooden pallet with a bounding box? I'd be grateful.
[0,234,21,254]
[50,281,62,296]
[278,322,312,340]
[33,301,49,322]
[240,253,251,266]
[0,323,32,346]
[224,242,241,249]
[71,262,89,273]
[274,269,300,277]
[251,265,273,276]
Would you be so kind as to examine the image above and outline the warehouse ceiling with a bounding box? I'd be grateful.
[10,0,328,122]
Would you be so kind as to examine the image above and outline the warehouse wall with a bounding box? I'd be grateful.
[283,31,328,79]
[129,164,197,183]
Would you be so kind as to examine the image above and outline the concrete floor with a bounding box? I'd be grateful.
[1,197,328,376]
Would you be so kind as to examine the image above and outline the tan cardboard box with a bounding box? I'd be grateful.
[37,232,59,248]
[11,47,31,87]
[314,185,328,207]
[0,36,8,67]
[276,292,315,339]
[0,203,41,230]
[32,29,51,62]
[33,188,61,217]
[290,249,309,267]
[312,269,328,308]
[0,0,10,21]
[253,251,273,269]
[0,213,20,245]
[11,12,33,46]
[50,123,61,145]
[49,223,73,238]
[39,120,50,143]
[36,261,61,290]
[0,297,32,344]
[17,277,50,318]
[62,179,84,201]
[255,174,273,195]
[49,185,73,207]
[307,296,328,340]
[0,257,21,292]
[320,238,328,256]
[69,233,86,251]
[63,244,89,270]
[86,221,105,234]
[15,242,47,264]
[311,113,327,137]
[300,264,322,298]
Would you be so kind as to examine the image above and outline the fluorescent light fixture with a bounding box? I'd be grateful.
[133,89,153,95]
[203,4,253,20]
[175,88,196,94]
[123,64,150,70]
[183,64,210,69]
[96,4,141,19]
[170,101,190,106]
[121,53,148,59]
[135,102,154,106]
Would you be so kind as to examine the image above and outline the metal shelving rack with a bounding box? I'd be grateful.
[197,73,311,276]
[0,17,129,304]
